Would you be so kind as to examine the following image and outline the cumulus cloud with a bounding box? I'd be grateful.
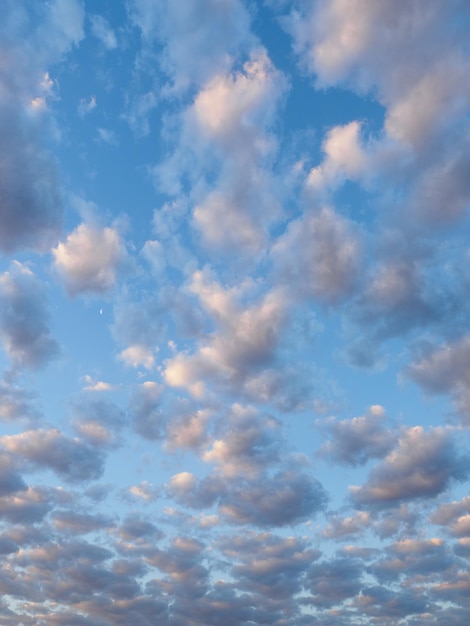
[407,336,470,421]
[0,0,84,252]
[129,0,252,92]
[306,121,366,194]
[52,223,128,295]
[219,470,327,527]
[0,262,59,369]
[164,271,288,398]
[350,427,470,507]
[318,405,396,466]
[128,381,164,440]
[71,397,127,448]
[0,429,105,483]
[272,206,362,304]
[0,377,40,423]
[203,405,282,478]
[89,14,117,50]
[305,557,364,607]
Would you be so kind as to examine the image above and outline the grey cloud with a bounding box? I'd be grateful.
[0,487,52,523]
[71,396,127,448]
[168,467,327,527]
[350,427,470,507]
[0,376,40,423]
[52,509,114,535]
[407,336,470,421]
[370,538,454,584]
[0,108,62,252]
[203,405,282,478]
[0,0,84,252]
[272,206,363,304]
[304,557,364,608]
[431,496,470,527]
[128,382,165,440]
[219,531,320,599]
[318,406,396,466]
[356,585,429,620]
[0,263,59,369]
[219,469,327,527]
[0,428,105,483]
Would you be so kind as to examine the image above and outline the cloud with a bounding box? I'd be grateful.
[128,381,164,440]
[0,0,84,252]
[71,397,127,448]
[129,0,252,92]
[0,262,59,369]
[219,469,328,527]
[89,14,117,50]
[164,271,288,399]
[304,557,364,607]
[0,377,40,423]
[272,206,363,304]
[306,121,366,194]
[0,429,105,483]
[407,336,470,421]
[219,531,320,600]
[318,405,396,466]
[350,427,470,507]
[53,223,128,295]
[0,487,53,524]
[202,404,282,478]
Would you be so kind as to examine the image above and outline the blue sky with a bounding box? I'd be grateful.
[1,1,470,624]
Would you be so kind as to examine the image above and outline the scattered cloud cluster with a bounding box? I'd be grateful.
[0,1,469,624]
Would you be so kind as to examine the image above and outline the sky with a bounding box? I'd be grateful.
[0,0,470,624]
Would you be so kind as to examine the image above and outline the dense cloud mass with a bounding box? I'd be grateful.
[0,1,470,625]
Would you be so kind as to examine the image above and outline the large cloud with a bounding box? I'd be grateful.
[350,427,470,507]
[0,0,84,252]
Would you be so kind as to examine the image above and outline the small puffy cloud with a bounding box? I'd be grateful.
[81,375,116,393]
[119,345,155,370]
[52,223,128,295]
[78,95,96,117]
[307,121,366,193]
[350,426,470,507]
[0,262,59,369]
[89,14,117,50]
[71,397,127,449]
[272,207,362,304]
[164,404,211,452]
[164,271,288,398]
[323,511,371,539]
[203,404,282,478]
[129,481,159,502]
[318,405,396,466]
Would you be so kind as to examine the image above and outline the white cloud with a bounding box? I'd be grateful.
[52,223,127,295]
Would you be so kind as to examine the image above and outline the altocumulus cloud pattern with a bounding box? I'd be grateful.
[0,1,470,624]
